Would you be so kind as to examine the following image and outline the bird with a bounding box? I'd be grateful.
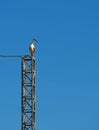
[29,38,37,56]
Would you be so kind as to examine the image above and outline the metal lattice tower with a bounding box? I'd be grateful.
[21,56,35,130]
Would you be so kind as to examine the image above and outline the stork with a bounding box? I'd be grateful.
[29,38,37,56]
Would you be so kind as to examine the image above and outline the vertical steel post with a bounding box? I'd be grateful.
[21,56,35,130]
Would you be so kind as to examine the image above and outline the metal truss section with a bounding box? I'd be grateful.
[21,56,35,130]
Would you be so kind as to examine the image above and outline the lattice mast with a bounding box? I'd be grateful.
[21,39,37,130]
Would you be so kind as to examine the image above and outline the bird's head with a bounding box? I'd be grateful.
[32,38,38,44]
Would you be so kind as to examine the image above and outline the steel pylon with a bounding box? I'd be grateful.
[21,56,35,130]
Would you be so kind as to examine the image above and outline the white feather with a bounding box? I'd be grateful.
[29,43,35,55]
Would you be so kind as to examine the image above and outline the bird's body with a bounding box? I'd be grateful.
[29,38,37,56]
[29,43,35,56]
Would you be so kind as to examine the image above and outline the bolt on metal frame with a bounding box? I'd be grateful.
[21,56,35,130]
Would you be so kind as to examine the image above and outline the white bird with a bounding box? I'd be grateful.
[29,38,37,56]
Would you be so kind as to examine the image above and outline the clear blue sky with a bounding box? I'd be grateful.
[0,0,99,130]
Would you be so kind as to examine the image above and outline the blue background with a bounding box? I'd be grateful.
[0,0,99,130]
